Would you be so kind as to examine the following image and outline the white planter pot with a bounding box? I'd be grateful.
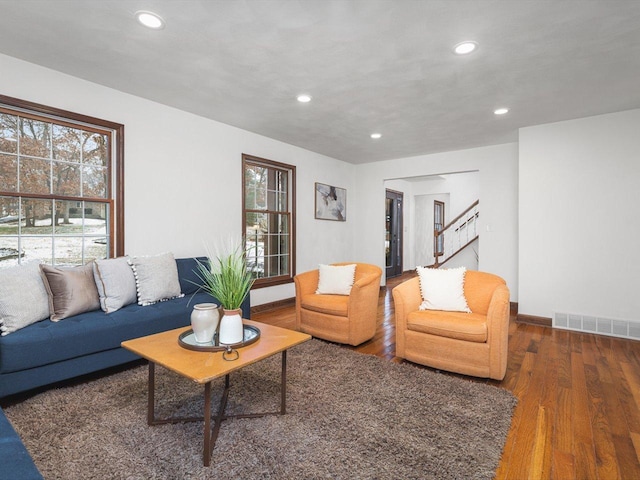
[218,308,244,344]
[190,303,220,343]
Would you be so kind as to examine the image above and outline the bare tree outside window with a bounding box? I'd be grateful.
[0,96,123,268]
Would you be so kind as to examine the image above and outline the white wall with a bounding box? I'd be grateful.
[411,172,479,218]
[519,109,640,321]
[353,143,519,300]
[0,53,355,306]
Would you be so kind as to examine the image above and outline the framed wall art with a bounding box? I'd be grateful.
[315,182,346,221]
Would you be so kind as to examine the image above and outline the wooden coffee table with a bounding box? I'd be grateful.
[121,320,311,466]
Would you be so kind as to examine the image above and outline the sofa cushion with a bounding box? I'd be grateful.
[301,293,349,317]
[0,262,50,336]
[0,292,214,374]
[129,253,183,306]
[40,263,101,321]
[176,257,209,295]
[93,257,137,313]
[407,310,488,343]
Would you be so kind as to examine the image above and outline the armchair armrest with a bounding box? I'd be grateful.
[348,271,382,312]
[486,284,510,333]
[294,269,319,331]
[392,277,422,357]
[486,283,510,380]
[294,269,319,297]
[352,271,381,291]
[392,277,422,315]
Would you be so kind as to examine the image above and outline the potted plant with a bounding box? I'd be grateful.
[194,238,255,344]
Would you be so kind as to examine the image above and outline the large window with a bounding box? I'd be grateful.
[0,95,124,268]
[242,154,295,288]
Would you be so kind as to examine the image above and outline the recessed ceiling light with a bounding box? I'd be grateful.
[494,107,509,115]
[370,133,382,139]
[297,94,312,103]
[453,41,478,55]
[135,11,165,29]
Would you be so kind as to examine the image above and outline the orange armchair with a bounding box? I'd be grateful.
[294,263,382,346]
[393,271,510,380]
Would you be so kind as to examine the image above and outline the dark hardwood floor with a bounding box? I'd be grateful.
[253,272,640,480]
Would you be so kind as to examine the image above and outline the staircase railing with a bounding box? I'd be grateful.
[433,200,479,267]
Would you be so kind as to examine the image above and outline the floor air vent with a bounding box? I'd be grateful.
[554,312,640,340]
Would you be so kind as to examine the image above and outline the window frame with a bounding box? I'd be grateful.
[242,153,296,289]
[0,94,125,263]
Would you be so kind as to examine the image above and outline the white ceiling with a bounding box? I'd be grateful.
[1,0,639,164]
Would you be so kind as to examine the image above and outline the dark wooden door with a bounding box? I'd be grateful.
[385,189,403,278]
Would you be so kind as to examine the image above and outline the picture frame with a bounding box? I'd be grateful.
[315,182,347,221]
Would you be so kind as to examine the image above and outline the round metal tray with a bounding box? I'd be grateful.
[178,325,260,352]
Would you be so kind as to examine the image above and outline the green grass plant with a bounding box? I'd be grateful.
[193,238,255,311]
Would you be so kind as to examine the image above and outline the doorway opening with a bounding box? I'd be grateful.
[434,200,445,264]
[385,189,403,278]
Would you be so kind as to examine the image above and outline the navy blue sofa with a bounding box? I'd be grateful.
[0,407,42,479]
[0,257,250,399]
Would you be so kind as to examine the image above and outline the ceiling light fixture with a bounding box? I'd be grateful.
[297,94,312,103]
[494,107,509,115]
[370,133,382,139]
[453,41,478,55]
[135,11,165,29]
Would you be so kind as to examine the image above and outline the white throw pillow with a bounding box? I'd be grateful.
[416,266,471,313]
[128,252,183,306]
[0,262,50,335]
[93,257,137,313]
[316,264,357,295]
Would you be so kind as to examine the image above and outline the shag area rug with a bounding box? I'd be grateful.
[6,340,516,479]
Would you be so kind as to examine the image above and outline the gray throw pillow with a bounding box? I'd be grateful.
[93,257,137,313]
[128,252,183,306]
[40,263,101,321]
[0,262,50,335]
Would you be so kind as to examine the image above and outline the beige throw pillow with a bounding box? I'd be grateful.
[316,264,357,295]
[40,263,101,321]
[416,266,471,313]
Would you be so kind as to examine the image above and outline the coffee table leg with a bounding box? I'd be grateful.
[204,374,231,466]
[147,361,155,425]
[281,350,287,415]
[149,351,291,466]
[203,381,212,466]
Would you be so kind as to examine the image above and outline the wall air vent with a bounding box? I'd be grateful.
[554,312,640,341]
